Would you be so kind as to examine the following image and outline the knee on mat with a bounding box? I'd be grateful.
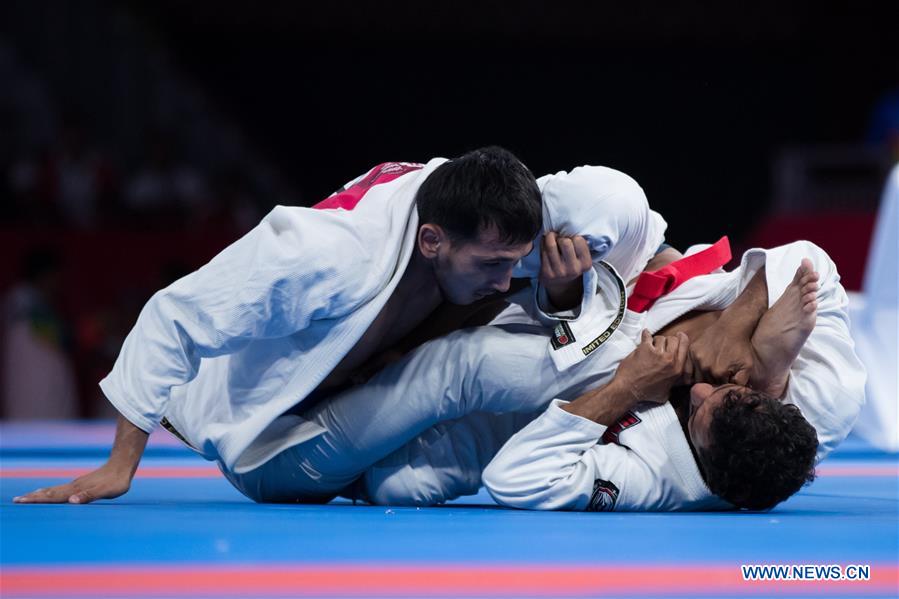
[364,465,440,507]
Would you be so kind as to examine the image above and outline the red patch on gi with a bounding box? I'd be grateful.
[602,411,642,445]
[313,162,423,211]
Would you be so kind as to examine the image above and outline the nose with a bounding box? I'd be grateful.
[690,383,714,410]
[491,269,514,293]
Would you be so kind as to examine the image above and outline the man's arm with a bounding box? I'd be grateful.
[530,166,668,316]
[563,330,689,424]
[639,246,684,279]
[16,205,373,504]
[539,232,594,310]
[688,266,768,385]
[14,414,148,504]
[483,331,689,511]
[101,208,370,434]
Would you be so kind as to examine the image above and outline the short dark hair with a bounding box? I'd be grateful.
[698,390,818,511]
[415,146,542,245]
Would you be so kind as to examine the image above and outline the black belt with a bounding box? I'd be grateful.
[160,417,198,450]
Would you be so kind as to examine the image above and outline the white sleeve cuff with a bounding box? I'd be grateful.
[544,398,609,438]
[98,376,157,433]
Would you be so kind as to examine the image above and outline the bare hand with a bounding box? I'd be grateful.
[688,320,754,386]
[616,330,690,403]
[14,414,147,505]
[539,232,593,309]
[13,462,133,504]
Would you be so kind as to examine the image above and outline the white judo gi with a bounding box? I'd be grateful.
[361,241,866,511]
[98,159,665,477]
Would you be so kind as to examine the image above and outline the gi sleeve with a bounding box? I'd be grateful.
[99,205,371,433]
[482,399,661,511]
[530,166,669,320]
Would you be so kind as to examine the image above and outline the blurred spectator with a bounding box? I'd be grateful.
[7,117,119,228]
[54,118,119,227]
[1,247,79,420]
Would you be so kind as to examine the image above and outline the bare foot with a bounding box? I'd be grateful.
[749,258,819,397]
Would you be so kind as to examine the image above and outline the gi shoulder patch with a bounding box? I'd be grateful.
[601,411,642,446]
[551,321,576,350]
[586,478,620,512]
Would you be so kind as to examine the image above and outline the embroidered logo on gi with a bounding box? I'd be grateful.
[581,261,626,358]
[601,411,642,445]
[359,162,423,188]
[551,321,576,350]
[586,478,620,511]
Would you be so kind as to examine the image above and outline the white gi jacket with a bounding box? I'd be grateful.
[392,241,865,511]
[99,161,665,473]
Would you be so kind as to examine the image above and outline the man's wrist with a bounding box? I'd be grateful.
[107,414,150,477]
[545,279,584,311]
[562,376,638,426]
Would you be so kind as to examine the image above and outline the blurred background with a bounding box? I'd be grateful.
[1,1,896,420]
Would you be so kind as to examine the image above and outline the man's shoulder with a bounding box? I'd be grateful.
[538,165,643,195]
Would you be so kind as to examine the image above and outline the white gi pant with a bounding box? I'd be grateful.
[222,322,623,503]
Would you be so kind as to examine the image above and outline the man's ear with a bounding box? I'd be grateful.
[418,224,445,259]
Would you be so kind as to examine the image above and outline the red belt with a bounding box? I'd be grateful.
[627,236,732,313]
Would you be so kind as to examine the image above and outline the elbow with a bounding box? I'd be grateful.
[482,462,566,511]
[482,460,525,508]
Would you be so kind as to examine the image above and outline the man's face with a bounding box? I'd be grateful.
[432,227,534,305]
[687,382,751,452]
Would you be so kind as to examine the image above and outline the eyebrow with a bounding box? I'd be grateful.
[475,255,518,262]
[474,242,535,262]
[721,386,751,402]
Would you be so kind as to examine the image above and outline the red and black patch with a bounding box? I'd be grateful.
[550,321,576,350]
[586,478,620,512]
[601,411,642,445]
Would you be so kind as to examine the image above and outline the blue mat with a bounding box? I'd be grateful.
[2,422,897,598]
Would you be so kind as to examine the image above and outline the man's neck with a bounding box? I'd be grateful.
[396,247,443,305]
[669,386,708,483]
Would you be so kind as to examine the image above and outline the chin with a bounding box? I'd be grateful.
[445,290,478,306]
[455,295,479,306]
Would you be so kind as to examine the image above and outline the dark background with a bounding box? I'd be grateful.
[3,1,897,244]
[134,0,898,245]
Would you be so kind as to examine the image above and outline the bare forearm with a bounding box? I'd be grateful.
[719,266,768,334]
[106,414,149,476]
[564,330,689,424]
[561,378,639,427]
